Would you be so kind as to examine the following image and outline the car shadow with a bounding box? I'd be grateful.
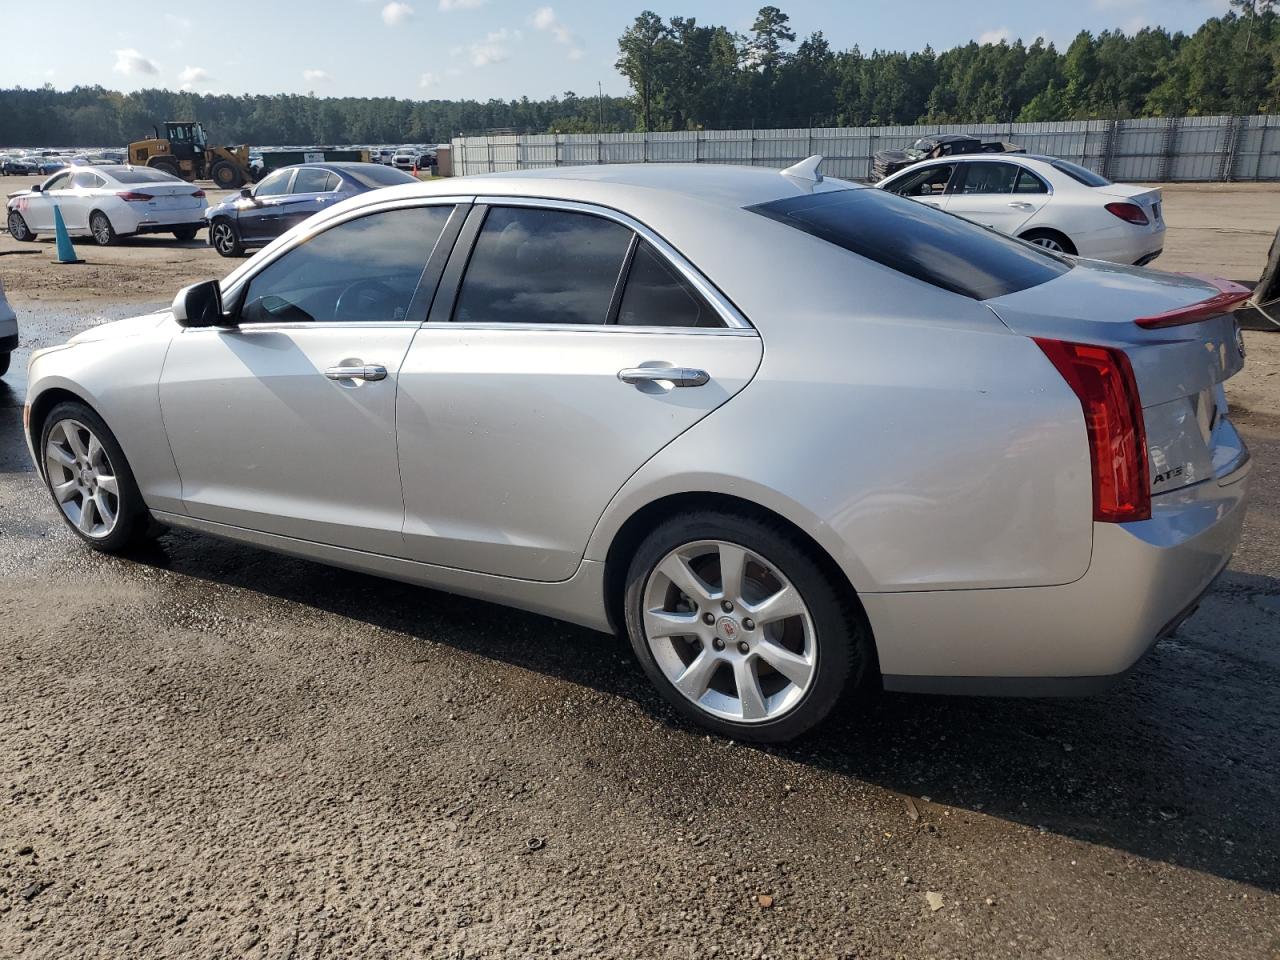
[120,522,1279,894]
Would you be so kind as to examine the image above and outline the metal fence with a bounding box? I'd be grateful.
[450,115,1280,182]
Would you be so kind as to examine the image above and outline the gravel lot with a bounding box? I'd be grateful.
[1,180,1278,959]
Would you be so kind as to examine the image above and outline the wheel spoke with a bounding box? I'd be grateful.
[674,650,720,701]
[86,434,104,469]
[658,553,715,604]
[644,608,700,640]
[755,640,814,689]
[743,584,806,626]
[96,474,119,497]
[65,424,90,460]
[78,497,97,533]
[94,491,117,526]
[733,659,768,721]
[46,444,75,470]
[52,479,79,503]
[718,543,747,602]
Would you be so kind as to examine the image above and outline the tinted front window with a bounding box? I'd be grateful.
[254,170,292,197]
[1049,159,1111,187]
[751,188,1070,301]
[240,205,453,324]
[453,207,633,325]
[617,241,721,328]
[887,164,954,197]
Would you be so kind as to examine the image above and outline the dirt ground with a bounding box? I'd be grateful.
[0,179,1278,959]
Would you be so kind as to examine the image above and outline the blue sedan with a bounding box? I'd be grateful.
[205,162,417,257]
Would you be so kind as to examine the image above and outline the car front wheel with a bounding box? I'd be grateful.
[40,401,155,552]
[7,210,36,242]
[625,511,868,742]
[209,219,244,257]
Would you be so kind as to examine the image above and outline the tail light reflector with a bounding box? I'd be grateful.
[1134,276,1251,328]
[116,191,153,202]
[1034,338,1150,523]
[1105,201,1149,225]
[191,189,206,199]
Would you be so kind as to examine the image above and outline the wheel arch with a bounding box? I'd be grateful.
[599,490,880,680]
[1017,225,1077,254]
[27,384,100,478]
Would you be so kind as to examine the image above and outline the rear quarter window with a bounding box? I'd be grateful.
[749,188,1070,301]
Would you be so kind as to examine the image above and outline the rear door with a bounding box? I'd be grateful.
[63,170,106,230]
[945,161,1045,234]
[396,200,763,581]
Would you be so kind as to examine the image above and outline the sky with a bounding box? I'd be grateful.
[0,0,1239,102]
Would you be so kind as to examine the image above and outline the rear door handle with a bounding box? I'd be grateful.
[325,363,387,382]
[618,366,709,387]
[1007,201,1034,209]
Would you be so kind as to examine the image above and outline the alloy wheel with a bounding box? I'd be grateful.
[44,418,120,539]
[211,222,236,255]
[7,211,28,240]
[1030,236,1065,251]
[91,213,112,245]
[641,539,817,724]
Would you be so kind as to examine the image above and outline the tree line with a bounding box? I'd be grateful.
[0,2,1276,148]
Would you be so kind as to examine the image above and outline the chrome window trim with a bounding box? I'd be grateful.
[469,194,754,331]
[220,194,475,308]
[437,322,757,336]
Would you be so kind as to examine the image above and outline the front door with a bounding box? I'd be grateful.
[158,202,458,554]
[882,161,957,210]
[236,167,294,244]
[396,202,764,582]
[22,170,74,232]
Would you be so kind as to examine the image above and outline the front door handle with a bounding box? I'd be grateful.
[325,362,387,382]
[618,366,709,387]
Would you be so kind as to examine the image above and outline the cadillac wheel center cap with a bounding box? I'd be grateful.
[716,616,740,642]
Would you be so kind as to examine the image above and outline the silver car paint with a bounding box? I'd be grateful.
[23,164,1249,689]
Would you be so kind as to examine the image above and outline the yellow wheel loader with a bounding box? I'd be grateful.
[127,122,255,189]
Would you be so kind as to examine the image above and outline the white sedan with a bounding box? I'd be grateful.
[6,165,206,246]
[877,154,1165,266]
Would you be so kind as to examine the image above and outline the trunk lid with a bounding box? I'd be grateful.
[1098,182,1164,226]
[119,180,205,212]
[986,261,1249,497]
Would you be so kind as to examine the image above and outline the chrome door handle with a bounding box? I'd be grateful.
[618,366,709,387]
[325,363,387,382]
[1007,201,1034,208]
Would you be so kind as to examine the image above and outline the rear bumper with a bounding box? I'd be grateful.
[868,458,1250,695]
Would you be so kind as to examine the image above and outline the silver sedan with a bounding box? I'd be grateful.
[23,160,1252,742]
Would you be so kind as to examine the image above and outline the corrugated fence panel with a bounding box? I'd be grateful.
[451,116,1280,180]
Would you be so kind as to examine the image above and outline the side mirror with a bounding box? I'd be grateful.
[171,280,227,328]
[239,186,253,199]
[30,184,42,193]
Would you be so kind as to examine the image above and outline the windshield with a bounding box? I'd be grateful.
[1049,159,1112,187]
[750,188,1070,301]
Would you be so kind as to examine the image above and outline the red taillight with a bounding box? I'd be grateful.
[191,189,205,198]
[1034,338,1150,523]
[1105,201,1149,225]
[116,191,153,202]
[1134,276,1251,328]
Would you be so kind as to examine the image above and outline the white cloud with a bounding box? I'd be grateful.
[112,49,160,76]
[439,0,485,9]
[178,65,213,91]
[302,68,332,83]
[978,27,1011,45]
[469,29,513,67]
[531,6,580,59]
[382,2,414,25]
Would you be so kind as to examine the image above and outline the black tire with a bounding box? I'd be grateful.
[147,158,182,179]
[624,510,868,743]
[210,161,244,190]
[1020,228,1077,255]
[0,352,10,377]
[89,210,117,246]
[38,400,155,553]
[209,218,244,257]
[7,209,36,242]
[172,226,199,242]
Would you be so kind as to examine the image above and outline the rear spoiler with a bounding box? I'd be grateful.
[1134,276,1251,329]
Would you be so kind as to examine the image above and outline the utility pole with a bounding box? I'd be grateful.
[597,81,605,134]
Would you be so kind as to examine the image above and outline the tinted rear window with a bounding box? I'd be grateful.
[110,167,183,183]
[750,188,1069,300]
[1049,159,1111,187]
[347,165,418,188]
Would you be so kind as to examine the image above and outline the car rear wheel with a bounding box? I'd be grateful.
[209,218,244,257]
[625,511,867,742]
[172,226,199,242]
[40,401,155,553]
[7,210,36,242]
[89,211,117,246]
[1020,229,1076,255]
[0,353,10,377]
[210,161,244,190]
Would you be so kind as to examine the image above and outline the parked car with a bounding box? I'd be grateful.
[877,154,1166,265]
[33,158,67,176]
[392,149,420,170]
[6,165,206,245]
[872,134,1024,181]
[204,161,417,257]
[0,277,16,378]
[1,156,37,176]
[22,160,1251,742]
